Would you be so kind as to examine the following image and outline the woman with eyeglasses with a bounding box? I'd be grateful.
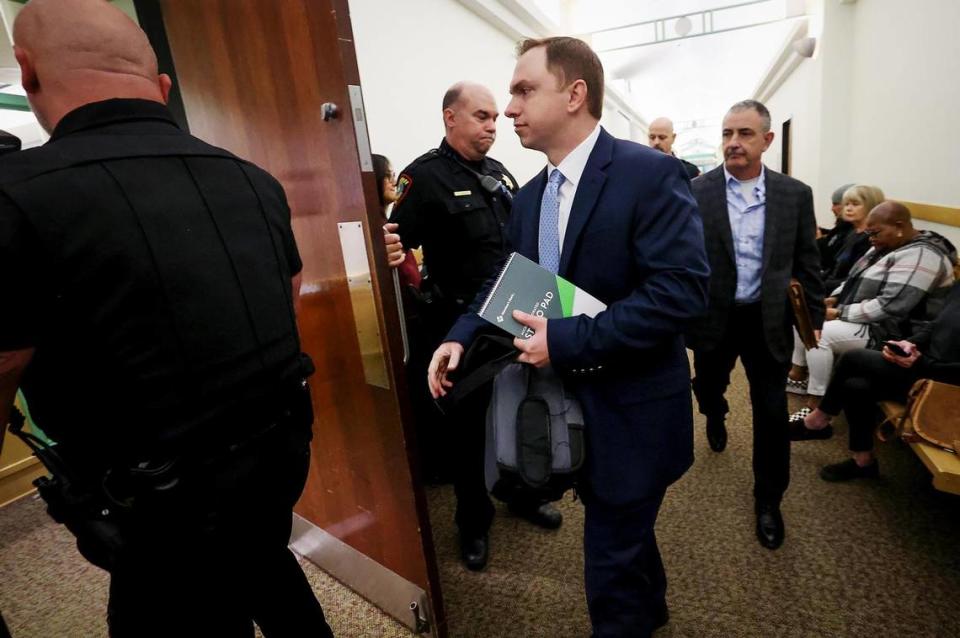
[373,153,421,289]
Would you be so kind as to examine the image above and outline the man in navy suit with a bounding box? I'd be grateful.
[426,37,709,637]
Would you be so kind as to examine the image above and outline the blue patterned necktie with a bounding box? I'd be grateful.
[538,168,565,274]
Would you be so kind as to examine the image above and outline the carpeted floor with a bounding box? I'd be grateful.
[0,494,409,637]
[426,361,960,637]
[2,361,959,637]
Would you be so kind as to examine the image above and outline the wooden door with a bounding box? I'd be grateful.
[140,1,444,634]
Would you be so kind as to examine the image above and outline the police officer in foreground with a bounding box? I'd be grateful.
[0,1,332,635]
[390,82,562,570]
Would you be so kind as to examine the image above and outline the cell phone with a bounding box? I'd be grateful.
[884,341,909,357]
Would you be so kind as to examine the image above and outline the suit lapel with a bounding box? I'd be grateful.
[708,168,736,265]
[558,129,612,276]
[523,167,549,259]
[761,167,780,275]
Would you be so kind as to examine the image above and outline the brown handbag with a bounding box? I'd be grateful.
[900,379,960,453]
[789,278,817,350]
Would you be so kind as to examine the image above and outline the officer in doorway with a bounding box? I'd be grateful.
[0,1,332,635]
[390,81,562,571]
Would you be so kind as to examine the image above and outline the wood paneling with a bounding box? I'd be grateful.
[156,0,439,604]
[901,201,960,229]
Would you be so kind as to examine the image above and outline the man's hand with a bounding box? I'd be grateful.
[383,223,405,268]
[813,329,821,346]
[882,340,921,369]
[427,341,464,399]
[825,307,840,321]
[824,297,838,308]
[512,310,550,368]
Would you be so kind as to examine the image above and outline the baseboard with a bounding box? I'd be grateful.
[289,513,434,636]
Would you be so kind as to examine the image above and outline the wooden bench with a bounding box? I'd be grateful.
[879,400,960,495]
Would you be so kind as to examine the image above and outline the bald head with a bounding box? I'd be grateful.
[868,200,912,226]
[442,82,495,114]
[13,0,171,132]
[442,81,498,161]
[648,117,677,154]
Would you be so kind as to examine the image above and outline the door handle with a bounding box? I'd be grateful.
[320,102,339,121]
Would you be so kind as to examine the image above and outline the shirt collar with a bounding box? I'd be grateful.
[50,98,180,141]
[723,163,767,198]
[439,137,486,171]
[547,122,602,187]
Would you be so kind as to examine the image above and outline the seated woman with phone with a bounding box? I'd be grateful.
[787,201,956,423]
[792,283,960,480]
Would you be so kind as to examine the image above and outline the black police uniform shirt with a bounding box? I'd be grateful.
[390,138,518,306]
[678,156,700,180]
[0,99,304,454]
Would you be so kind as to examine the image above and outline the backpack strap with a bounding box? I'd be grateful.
[435,335,517,413]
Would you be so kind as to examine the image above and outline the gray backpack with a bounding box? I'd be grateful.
[485,363,586,501]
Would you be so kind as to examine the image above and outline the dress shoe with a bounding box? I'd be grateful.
[755,501,784,550]
[706,415,727,452]
[459,533,489,571]
[509,502,563,530]
[820,458,879,482]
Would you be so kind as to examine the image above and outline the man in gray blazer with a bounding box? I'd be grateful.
[686,100,824,550]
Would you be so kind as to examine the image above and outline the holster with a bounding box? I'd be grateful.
[8,372,315,572]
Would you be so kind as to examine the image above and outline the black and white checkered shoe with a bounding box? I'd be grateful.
[786,378,808,395]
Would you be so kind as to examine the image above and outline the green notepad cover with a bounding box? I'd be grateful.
[477,252,606,339]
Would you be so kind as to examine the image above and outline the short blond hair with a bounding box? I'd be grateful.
[842,185,885,215]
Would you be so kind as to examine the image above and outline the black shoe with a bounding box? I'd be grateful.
[706,415,727,452]
[788,420,834,441]
[820,458,879,482]
[459,533,489,571]
[755,501,784,550]
[510,502,563,530]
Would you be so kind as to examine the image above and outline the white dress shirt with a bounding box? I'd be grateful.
[545,123,602,250]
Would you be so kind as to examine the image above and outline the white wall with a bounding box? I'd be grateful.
[349,0,647,186]
[764,55,822,201]
[846,0,960,209]
[762,0,960,245]
[349,0,545,185]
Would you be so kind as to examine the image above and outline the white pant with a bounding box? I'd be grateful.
[792,320,871,396]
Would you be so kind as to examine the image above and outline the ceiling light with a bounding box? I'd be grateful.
[792,36,817,58]
[675,16,692,37]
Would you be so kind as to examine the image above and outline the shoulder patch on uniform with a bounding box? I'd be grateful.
[396,173,413,204]
[501,174,514,191]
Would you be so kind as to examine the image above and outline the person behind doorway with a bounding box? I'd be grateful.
[0,1,332,635]
[647,116,701,179]
[389,82,563,571]
[429,37,710,637]
[686,99,825,551]
[373,153,420,289]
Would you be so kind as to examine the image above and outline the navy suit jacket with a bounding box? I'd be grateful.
[446,128,710,505]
